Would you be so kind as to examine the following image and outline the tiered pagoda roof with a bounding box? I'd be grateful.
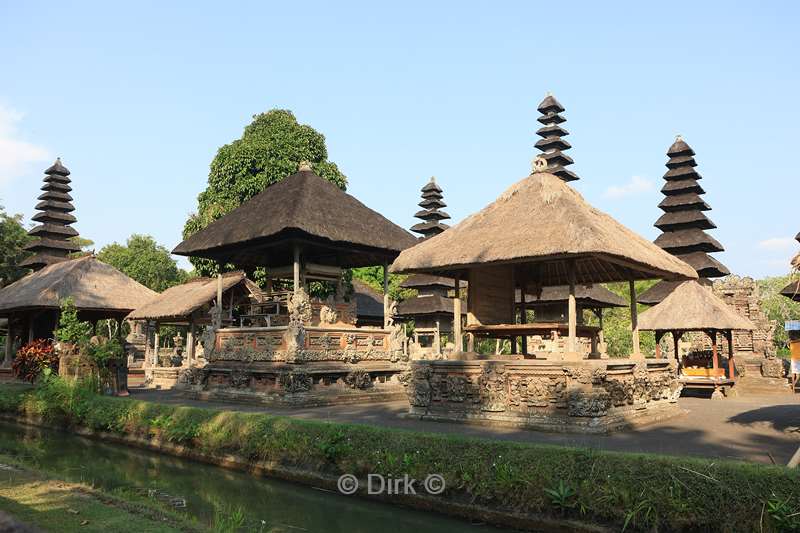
[535,94,578,182]
[410,178,450,239]
[639,138,729,305]
[20,159,81,271]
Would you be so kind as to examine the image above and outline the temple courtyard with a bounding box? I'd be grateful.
[130,388,800,465]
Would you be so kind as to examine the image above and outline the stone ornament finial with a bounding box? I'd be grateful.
[532,156,548,173]
[675,134,683,142]
[298,161,312,171]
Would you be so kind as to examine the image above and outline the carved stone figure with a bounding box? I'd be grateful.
[278,370,312,393]
[479,364,508,412]
[567,389,611,417]
[229,369,251,389]
[319,305,338,325]
[402,366,433,407]
[344,369,373,390]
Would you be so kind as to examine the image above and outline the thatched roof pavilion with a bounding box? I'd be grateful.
[392,162,697,357]
[127,271,253,325]
[0,256,157,365]
[173,163,416,269]
[639,280,754,388]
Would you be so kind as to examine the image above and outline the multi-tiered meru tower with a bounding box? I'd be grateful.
[639,137,729,304]
[410,178,450,239]
[535,93,579,182]
[20,158,81,271]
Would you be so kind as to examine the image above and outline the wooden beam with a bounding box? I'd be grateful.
[709,330,719,371]
[726,330,735,381]
[629,278,641,358]
[3,322,12,367]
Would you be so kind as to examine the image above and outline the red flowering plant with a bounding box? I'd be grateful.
[12,338,58,383]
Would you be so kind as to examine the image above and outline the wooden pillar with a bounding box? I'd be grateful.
[520,286,528,355]
[293,245,301,296]
[3,322,12,367]
[153,323,160,367]
[453,275,462,353]
[598,309,605,346]
[187,314,196,366]
[567,261,577,355]
[27,315,34,344]
[709,330,719,371]
[383,261,390,328]
[655,331,663,358]
[726,330,735,381]
[629,279,641,358]
[673,330,683,370]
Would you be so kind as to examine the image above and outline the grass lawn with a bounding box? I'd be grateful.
[0,454,200,533]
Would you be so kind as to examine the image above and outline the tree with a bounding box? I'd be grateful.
[97,234,189,292]
[757,275,800,354]
[351,267,412,301]
[183,109,347,276]
[0,205,31,286]
[594,280,657,357]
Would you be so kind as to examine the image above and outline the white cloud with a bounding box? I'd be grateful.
[602,175,654,199]
[0,103,50,186]
[757,237,798,252]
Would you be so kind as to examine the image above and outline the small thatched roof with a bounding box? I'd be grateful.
[638,281,755,332]
[351,279,385,319]
[400,273,464,290]
[173,165,417,268]
[391,170,698,285]
[518,285,627,309]
[0,256,157,316]
[127,272,250,322]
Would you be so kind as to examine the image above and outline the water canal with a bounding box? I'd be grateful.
[0,421,508,532]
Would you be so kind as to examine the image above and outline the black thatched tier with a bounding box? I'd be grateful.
[411,177,450,239]
[535,93,578,182]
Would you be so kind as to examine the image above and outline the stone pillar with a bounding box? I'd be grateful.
[453,275,462,353]
[187,316,196,367]
[293,245,301,296]
[567,262,577,355]
[629,279,641,358]
[153,326,160,367]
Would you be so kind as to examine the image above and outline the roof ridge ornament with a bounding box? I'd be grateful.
[532,156,548,174]
[298,161,312,171]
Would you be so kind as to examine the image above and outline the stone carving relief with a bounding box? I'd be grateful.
[344,369,373,390]
[278,370,313,393]
[229,369,251,389]
[319,305,339,325]
[479,364,508,412]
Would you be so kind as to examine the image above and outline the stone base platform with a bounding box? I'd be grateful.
[149,367,181,389]
[403,358,685,434]
[177,361,408,408]
[734,376,792,395]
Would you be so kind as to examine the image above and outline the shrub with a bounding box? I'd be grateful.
[12,339,57,383]
[54,297,93,346]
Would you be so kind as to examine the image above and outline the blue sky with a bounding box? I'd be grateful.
[1,1,798,277]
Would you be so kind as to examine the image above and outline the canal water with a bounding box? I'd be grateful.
[0,421,507,532]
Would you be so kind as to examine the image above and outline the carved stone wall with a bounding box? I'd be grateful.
[404,359,683,433]
[712,276,776,356]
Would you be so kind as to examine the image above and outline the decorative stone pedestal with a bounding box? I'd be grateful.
[403,358,685,434]
[735,355,792,395]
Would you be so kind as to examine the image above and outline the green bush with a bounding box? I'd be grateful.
[0,379,797,532]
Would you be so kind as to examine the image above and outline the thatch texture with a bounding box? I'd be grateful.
[173,166,417,268]
[519,285,626,309]
[0,256,157,315]
[391,171,698,285]
[638,281,755,332]
[400,273,463,290]
[127,272,247,321]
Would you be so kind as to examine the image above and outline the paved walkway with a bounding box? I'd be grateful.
[130,389,800,466]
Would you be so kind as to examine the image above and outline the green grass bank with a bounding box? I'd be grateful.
[0,380,798,532]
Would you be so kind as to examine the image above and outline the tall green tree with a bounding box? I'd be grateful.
[757,275,800,354]
[592,280,658,357]
[0,205,31,286]
[97,234,189,292]
[183,109,347,276]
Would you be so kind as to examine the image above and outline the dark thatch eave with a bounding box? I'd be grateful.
[173,168,417,268]
[400,273,463,290]
[396,294,464,317]
[0,256,157,316]
[654,229,724,254]
[45,159,70,176]
[518,285,627,309]
[780,279,800,302]
[657,193,711,211]
[655,210,716,231]
[351,279,385,319]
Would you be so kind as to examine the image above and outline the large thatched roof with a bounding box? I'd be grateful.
[638,281,755,332]
[127,271,250,322]
[0,256,157,316]
[391,170,698,285]
[173,166,417,268]
[518,285,627,309]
